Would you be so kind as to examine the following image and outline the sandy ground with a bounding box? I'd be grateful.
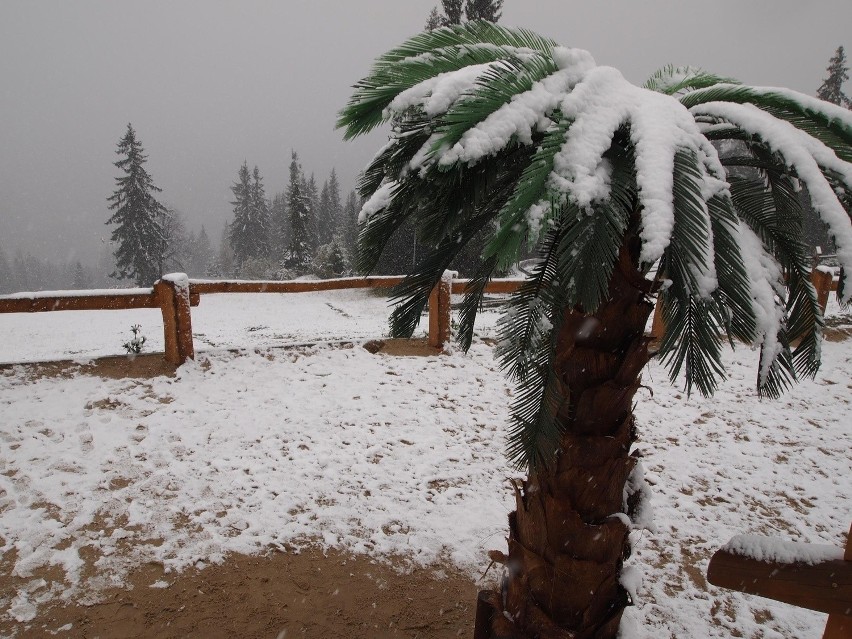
[2,547,481,639]
[0,340,486,639]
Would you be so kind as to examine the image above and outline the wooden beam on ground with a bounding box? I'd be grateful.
[707,531,852,620]
[824,523,852,639]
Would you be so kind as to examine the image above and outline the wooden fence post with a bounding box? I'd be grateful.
[707,524,852,638]
[650,296,665,339]
[154,274,194,365]
[811,267,834,314]
[428,270,455,348]
[823,522,852,639]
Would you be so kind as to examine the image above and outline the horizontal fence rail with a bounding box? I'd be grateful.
[0,268,840,368]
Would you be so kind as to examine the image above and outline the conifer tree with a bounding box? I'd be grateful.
[72,261,92,289]
[228,163,271,268]
[318,180,333,247]
[425,6,442,31]
[162,208,190,273]
[464,0,503,22]
[817,46,851,108]
[270,191,289,258]
[285,152,313,269]
[250,165,272,259]
[228,162,254,266]
[341,189,361,266]
[316,168,343,246]
[0,245,16,294]
[327,168,343,234]
[189,225,214,277]
[441,0,463,25]
[106,123,168,286]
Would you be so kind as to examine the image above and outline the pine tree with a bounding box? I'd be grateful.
[162,208,190,273]
[250,165,272,259]
[464,0,503,22]
[0,245,16,294]
[327,168,343,236]
[209,227,234,277]
[106,123,168,286]
[441,0,463,25]
[189,225,213,277]
[72,261,92,289]
[425,6,443,30]
[270,191,289,259]
[228,162,254,266]
[316,168,343,247]
[317,180,333,247]
[285,152,313,270]
[341,189,361,266]
[228,163,271,267]
[817,46,851,108]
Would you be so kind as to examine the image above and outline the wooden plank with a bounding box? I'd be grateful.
[823,523,852,639]
[811,269,834,313]
[428,272,453,348]
[707,549,852,617]
[0,293,159,313]
[154,281,181,366]
[190,276,406,296]
[649,297,665,339]
[449,278,525,295]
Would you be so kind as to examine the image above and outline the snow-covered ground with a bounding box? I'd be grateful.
[1,290,850,638]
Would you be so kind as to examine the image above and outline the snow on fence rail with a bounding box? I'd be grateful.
[0,273,526,366]
[706,522,852,638]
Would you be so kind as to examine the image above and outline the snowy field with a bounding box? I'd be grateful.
[0,290,850,638]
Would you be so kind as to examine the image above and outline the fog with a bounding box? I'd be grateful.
[1,0,849,269]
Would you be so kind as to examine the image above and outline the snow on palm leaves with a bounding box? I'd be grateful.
[339,21,852,469]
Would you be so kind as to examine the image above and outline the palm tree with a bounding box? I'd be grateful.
[338,22,852,639]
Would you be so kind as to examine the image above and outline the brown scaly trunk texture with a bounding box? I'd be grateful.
[478,236,656,639]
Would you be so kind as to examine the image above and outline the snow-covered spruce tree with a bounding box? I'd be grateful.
[327,168,343,240]
[338,23,852,638]
[465,0,503,22]
[341,189,361,266]
[425,6,443,31]
[285,152,313,270]
[0,245,17,294]
[817,46,851,108]
[229,163,271,269]
[228,162,254,266]
[270,191,289,259]
[106,123,168,286]
[250,165,272,260]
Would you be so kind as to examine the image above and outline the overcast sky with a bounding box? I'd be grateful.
[1,0,850,267]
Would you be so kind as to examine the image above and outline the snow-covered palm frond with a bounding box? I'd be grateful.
[339,23,852,470]
[644,65,738,96]
[338,22,559,139]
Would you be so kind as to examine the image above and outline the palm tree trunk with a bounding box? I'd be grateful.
[478,237,656,639]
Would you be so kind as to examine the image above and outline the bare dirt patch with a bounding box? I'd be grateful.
[5,548,479,639]
[363,338,443,357]
[0,353,177,381]
[1,338,445,383]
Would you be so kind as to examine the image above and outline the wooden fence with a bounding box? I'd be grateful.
[0,268,840,366]
[707,522,851,638]
[0,273,526,365]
